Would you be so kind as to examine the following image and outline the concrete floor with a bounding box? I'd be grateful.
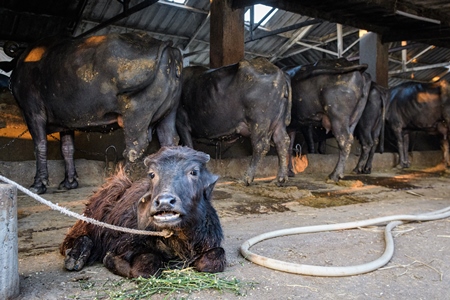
[1,150,450,299]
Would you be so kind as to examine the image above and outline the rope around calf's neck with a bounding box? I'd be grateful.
[0,175,173,238]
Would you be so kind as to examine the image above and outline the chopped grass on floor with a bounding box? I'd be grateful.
[73,268,257,299]
[110,268,254,299]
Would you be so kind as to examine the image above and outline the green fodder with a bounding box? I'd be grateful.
[73,267,257,299]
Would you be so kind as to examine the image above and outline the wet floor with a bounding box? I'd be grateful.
[212,169,447,212]
[343,175,419,190]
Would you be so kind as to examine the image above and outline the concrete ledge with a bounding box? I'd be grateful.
[0,150,444,188]
[209,150,444,178]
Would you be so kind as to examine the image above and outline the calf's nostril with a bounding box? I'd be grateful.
[155,194,177,208]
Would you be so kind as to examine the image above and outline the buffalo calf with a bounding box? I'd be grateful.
[60,146,225,278]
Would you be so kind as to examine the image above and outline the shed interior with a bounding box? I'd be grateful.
[0,0,449,161]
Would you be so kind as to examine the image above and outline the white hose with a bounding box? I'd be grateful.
[240,206,450,276]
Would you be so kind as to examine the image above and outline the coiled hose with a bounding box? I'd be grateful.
[240,206,450,276]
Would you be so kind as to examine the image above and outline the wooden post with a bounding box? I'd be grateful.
[210,0,244,68]
[0,184,20,300]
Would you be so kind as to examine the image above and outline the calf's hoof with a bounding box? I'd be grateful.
[288,169,295,177]
[64,236,93,271]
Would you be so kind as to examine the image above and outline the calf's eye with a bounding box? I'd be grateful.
[189,170,198,176]
[149,172,155,179]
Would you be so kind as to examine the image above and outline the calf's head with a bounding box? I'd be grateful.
[137,146,218,230]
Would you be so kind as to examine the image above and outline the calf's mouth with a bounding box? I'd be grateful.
[152,211,181,223]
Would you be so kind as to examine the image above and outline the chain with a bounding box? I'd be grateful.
[0,129,29,150]
[1,130,118,172]
[48,133,111,158]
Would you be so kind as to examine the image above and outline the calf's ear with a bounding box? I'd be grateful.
[203,173,219,200]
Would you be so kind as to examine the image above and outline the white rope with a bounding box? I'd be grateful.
[240,205,450,276]
[0,174,172,238]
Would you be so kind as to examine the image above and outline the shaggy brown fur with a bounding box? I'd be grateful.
[60,146,226,278]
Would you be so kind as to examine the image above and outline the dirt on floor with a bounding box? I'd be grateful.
[4,160,449,300]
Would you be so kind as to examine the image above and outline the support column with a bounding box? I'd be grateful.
[210,0,244,69]
[0,184,19,300]
[359,32,389,87]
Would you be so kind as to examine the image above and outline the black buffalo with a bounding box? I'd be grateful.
[353,80,389,174]
[176,57,291,185]
[285,58,371,181]
[386,80,450,168]
[295,78,388,175]
[10,32,182,194]
[60,146,226,278]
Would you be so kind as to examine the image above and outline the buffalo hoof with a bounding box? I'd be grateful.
[64,236,93,271]
[242,175,253,186]
[363,168,372,174]
[276,176,288,187]
[59,178,79,191]
[352,168,362,174]
[396,163,410,169]
[326,173,342,183]
[288,169,296,177]
[30,183,47,195]
[399,161,411,168]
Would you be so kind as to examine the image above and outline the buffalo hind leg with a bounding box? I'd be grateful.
[328,129,353,182]
[64,236,93,271]
[156,108,179,147]
[103,252,163,278]
[353,143,370,174]
[59,130,79,190]
[393,126,410,168]
[401,132,411,168]
[192,247,226,273]
[272,124,290,185]
[441,137,450,167]
[287,130,297,177]
[301,125,316,153]
[363,140,379,174]
[28,123,49,194]
[244,132,270,185]
[437,122,450,167]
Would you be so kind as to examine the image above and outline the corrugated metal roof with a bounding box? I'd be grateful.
[0,0,449,87]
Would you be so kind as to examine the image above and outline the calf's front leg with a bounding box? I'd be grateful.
[103,252,163,278]
[192,247,226,273]
[64,235,94,271]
